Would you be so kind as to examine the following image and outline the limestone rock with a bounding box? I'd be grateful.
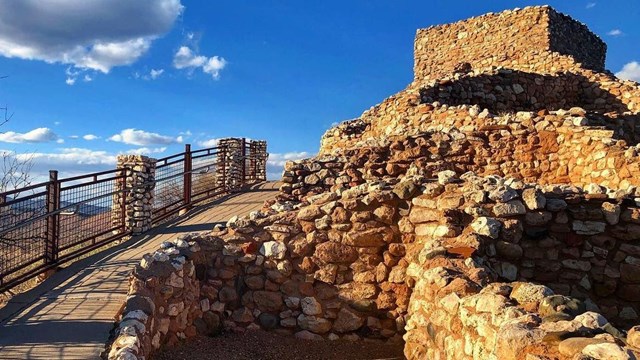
[332,307,365,333]
[510,282,553,305]
[493,200,526,217]
[628,326,640,349]
[522,188,546,210]
[295,330,324,341]
[314,242,358,263]
[558,337,608,357]
[301,297,323,316]
[253,291,284,312]
[581,342,635,360]
[260,241,288,259]
[471,217,501,238]
[297,314,332,334]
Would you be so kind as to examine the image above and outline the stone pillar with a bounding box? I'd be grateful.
[113,155,156,236]
[216,138,244,192]
[252,140,268,181]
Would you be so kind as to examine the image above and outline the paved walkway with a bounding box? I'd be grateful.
[0,182,279,360]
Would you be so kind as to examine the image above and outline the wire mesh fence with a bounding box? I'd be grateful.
[152,153,185,223]
[0,181,50,289]
[191,148,221,203]
[57,170,126,260]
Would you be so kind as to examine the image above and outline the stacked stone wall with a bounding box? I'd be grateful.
[301,107,640,202]
[107,182,413,359]
[420,69,634,114]
[413,6,605,83]
[548,9,607,72]
[403,174,640,359]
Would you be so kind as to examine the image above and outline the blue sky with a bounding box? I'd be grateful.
[0,0,639,181]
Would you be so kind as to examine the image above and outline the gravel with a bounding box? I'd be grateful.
[155,331,405,360]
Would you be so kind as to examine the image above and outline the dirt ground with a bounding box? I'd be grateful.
[155,331,406,360]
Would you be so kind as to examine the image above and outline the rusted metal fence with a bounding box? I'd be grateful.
[0,138,267,292]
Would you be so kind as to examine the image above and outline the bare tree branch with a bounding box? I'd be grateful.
[0,76,37,249]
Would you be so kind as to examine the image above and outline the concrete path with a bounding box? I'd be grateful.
[0,182,279,360]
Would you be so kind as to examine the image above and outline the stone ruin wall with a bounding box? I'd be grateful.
[403,174,640,359]
[413,6,606,83]
[290,108,640,202]
[319,6,640,196]
[107,174,640,360]
[319,71,640,155]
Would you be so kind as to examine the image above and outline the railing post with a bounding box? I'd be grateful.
[221,146,227,192]
[0,193,5,286]
[252,141,258,181]
[241,137,246,186]
[183,144,192,210]
[120,171,126,233]
[45,170,59,267]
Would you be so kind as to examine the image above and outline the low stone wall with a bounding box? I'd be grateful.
[107,236,214,359]
[107,182,412,359]
[407,174,640,325]
[278,156,347,203]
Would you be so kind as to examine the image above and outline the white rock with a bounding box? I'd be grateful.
[260,241,287,259]
[437,170,457,185]
[581,342,635,360]
[301,297,322,316]
[471,217,502,239]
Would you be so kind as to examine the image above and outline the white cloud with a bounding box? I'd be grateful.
[150,68,164,80]
[0,127,59,143]
[19,148,116,165]
[616,61,640,82]
[607,29,623,36]
[83,134,99,141]
[173,46,227,79]
[69,135,79,139]
[109,128,183,146]
[0,0,184,80]
[266,151,313,180]
[65,77,76,85]
[586,2,596,9]
[125,147,167,155]
[197,138,220,147]
[83,74,93,82]
[134,68,166,81]
[12,148,117,177]
[56,139,65,144]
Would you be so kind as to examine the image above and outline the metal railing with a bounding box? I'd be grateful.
[0,138,266,292]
